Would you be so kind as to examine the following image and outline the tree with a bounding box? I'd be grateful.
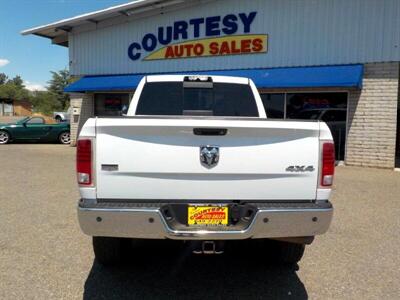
[0,70,71,115]
[0,73,8,85]
[8,75,24,88]
[47,69,70,110]
[30,91,61,115]
[0,82,30,101]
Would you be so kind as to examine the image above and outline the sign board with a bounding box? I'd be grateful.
[127,12,268,62]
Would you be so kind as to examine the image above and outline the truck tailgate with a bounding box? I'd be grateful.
[95,118,320,201]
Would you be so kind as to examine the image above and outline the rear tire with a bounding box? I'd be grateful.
[277,242,305,264]
[55,116,63,123]
[93,237,128,266]
[58,131,70,144]
[0,130,10,144]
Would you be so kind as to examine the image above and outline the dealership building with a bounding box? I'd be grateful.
[23,0,400,168]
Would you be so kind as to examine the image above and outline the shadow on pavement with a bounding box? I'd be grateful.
[83,240,307,300]
[10,140,65,144]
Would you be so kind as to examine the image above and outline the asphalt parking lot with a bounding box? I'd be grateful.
[0,144,399,299]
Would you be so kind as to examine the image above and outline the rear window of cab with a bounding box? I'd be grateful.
[135,82,259,117]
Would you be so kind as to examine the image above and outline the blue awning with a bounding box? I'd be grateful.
[65,64,363,92]
[65,74,144,92]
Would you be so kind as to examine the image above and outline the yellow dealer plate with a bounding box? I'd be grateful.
[188,206,228,226]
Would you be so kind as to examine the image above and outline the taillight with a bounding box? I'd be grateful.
[77,139,92,185]
[321,142,335,187]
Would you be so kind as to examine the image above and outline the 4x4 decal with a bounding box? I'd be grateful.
[286,166,315,172]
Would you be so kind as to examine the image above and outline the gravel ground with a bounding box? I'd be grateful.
[0,144,399,299]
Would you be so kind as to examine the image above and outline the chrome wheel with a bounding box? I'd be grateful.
[0,131,10,144]
[59,132,70,144]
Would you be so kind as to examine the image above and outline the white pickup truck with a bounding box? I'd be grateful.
[77,75,334,266]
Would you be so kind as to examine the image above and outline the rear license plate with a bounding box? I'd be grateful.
[188,205,228,226]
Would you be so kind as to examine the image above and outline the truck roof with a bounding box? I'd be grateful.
[145,74,250,85]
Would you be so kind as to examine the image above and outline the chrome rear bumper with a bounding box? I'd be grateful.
[78,200,333,240]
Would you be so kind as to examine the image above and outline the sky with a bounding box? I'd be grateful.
[0,0,130,91]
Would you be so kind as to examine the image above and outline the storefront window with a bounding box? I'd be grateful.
[260,92,348,160]
[286,93,347,119]
[260,93,285,119]
[94,94,130,117]
[286,92,348,160]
